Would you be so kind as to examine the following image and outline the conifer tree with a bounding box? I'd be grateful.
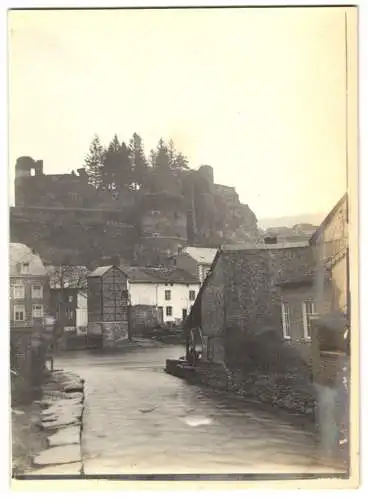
[84,135,105,188]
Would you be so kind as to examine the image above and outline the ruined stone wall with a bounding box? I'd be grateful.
[11,157,260,267]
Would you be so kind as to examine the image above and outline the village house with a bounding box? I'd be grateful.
[47,266,89,337]
[49,288,88,336]
[182,239,316,414]
[169,246,218,284]
[10,243,50,330]
[308,194,349,458]
[186,241,315,364]
[87,265,130,349]
[121,266,201,333]
[9,243,50,401]
[86,264,200,345]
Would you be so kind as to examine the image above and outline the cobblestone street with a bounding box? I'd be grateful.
[56,346,342,475]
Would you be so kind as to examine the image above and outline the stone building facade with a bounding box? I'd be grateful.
[87,265,130,348]
[9,243,51,403]
[184,241,316,415]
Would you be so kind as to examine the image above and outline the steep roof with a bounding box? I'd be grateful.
[181,246,218,265]
[9,243,47,277]
[121,266,200,285]
[88,265,115,277]
[310,193,348,245]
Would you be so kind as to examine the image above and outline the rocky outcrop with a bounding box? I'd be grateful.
[28,370,85,475]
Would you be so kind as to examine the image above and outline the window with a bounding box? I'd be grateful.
[165,290,171,301]
[32,304,43,318]
[68,295,73,302]
[14,305,25,322]
[281,302,291,340]
[302,300,316,340]
[65,307,74,320]
[31,284,43,299]
[166,306,172,317]
[21,263,29,274]
[189,290,196,301]
[13,284,25,299]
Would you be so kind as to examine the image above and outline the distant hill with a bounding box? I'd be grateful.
[258,212,325,230]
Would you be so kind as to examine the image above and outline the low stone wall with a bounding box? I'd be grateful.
[166,358,316,417]
[15,369,86,476]
[88,321,129,348]
[227,368,316,416]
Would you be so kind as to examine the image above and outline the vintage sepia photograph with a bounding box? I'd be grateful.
[7,4,358,486]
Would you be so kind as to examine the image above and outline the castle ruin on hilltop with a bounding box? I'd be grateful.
[10,156,259,267]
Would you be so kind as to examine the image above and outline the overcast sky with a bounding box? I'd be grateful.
[8,7,349,219]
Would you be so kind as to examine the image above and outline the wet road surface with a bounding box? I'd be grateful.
[56,346,342,475]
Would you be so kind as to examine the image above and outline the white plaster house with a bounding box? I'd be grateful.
[121,267,201,323]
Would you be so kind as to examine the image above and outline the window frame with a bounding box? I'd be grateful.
[32,304,44,318]
[302,300,316,341]
[13,284,25,299]
[14,304,26,322]
[166,306,172,317]
[31,284,43,299]
[189,290,196,301]
[281,301,291,340]
[21,263,29,274]
[164,289,171,301]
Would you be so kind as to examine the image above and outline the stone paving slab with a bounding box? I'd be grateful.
[27,462,82,475]
[42,401,83,417]
[47,425,81,447]
[40,414,79,430]
[64,382,84,393]
[33,444,82,466]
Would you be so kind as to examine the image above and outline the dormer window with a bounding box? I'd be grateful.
[21,263,29,274]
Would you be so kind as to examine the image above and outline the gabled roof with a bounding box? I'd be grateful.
[180,246,218,265]
[121,266,200,285]
[9,243,47,277]
[88,265,115,277]
[310,193,348,245]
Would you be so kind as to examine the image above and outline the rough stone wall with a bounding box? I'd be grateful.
[196,247,316,415]
[200,255,225,363]
[220,247,314,351]
[101,321,129,348]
